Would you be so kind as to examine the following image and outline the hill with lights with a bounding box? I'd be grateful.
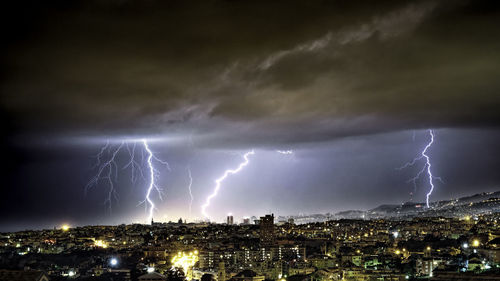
[281,190,500,224]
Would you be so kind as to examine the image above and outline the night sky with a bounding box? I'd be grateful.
[1,0,500,231]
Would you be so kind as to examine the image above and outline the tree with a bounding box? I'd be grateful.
[201,273,215,281]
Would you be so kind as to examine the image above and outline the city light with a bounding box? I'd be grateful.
[171,251,199,280]
[110,258,118,267]
[462,243,469,249]
[472,239,480,247]
[147,267,155,273]
[93,240,108,248]
[61,224,70,231]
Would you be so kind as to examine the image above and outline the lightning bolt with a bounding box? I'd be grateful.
[123,142,146,183]
[85,141,125,211]
[141,139,167,223]
[398,129,442,208]
[92,140,110,169]
[186,166,194,214]
[276,150,293,155]
[201,150,255,220]
[86,139,169,223]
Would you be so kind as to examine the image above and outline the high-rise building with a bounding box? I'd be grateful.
[218,261,226,281]
[260,214,275,248]
[227,215,234,225]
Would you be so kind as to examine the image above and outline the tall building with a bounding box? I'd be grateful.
[218,261,226,281]
[260,214,275,248]
[227,215,234,225]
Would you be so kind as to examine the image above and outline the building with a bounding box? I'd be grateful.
[106,269,131,281]
[260,214,275,248]
[229,270,265,281]
[0,270,49,281]
[144,247,168,259]
[138,272,167,281]
[417,258,441,276]
[218,261,226,281]
[432,272,500,280]
[227,215,234,225]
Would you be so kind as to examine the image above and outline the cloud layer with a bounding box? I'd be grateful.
[1,0,500,147]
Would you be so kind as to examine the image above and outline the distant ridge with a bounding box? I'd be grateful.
[280,190,500,224]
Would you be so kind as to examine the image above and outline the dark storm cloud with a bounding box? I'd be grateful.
[2,0,500,147]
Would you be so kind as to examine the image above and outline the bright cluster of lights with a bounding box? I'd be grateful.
[171,250,199,280]
[62,270,76,277]
[61,224,70,232]
[93,239,108,248]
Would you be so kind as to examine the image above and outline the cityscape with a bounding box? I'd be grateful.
[1,191,499,281]
[2,0,500,281]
